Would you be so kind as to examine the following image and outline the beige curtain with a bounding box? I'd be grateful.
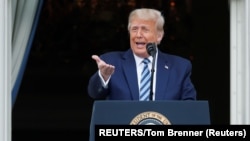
[11,0,41,106]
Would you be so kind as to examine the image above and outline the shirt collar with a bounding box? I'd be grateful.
[134,54,153,66]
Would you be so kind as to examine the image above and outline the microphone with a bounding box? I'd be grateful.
[146,43,157,101]
[146,43,157,57]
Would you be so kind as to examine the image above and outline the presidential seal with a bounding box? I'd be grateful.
[130,111,171,125]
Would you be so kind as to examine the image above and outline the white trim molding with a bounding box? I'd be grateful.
[0,0,12,141]
[230,0,250,124]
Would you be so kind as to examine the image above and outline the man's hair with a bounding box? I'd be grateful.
[127,8,165,36]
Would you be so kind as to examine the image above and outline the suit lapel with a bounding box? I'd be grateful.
[122,50,139,100]
[155,52,170,100]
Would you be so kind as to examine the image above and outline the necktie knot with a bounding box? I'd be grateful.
[142,58,150,65]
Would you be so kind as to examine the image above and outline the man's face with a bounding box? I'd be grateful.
[129,18,161,58]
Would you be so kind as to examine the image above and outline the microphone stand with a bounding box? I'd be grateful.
[149,51,156,101]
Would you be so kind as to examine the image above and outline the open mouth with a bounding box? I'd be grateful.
[136,42,146,48]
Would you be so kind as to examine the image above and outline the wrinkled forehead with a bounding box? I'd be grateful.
[129,19,156,28]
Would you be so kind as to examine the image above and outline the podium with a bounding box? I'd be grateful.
[89,100,210,141]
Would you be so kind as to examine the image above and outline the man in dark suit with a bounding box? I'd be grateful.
[88,8,196,101]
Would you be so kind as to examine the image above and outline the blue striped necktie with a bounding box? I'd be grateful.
[139,58,151,101]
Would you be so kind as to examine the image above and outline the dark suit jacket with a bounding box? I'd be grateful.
[88,48,196,100]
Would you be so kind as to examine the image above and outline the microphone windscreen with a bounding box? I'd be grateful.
[146,43,156,56]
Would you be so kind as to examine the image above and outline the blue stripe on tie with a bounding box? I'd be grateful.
[139,58,151,101]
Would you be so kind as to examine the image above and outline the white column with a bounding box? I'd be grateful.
[230,0,250,124]
[245,0,250,125]
[0,0,12,141]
